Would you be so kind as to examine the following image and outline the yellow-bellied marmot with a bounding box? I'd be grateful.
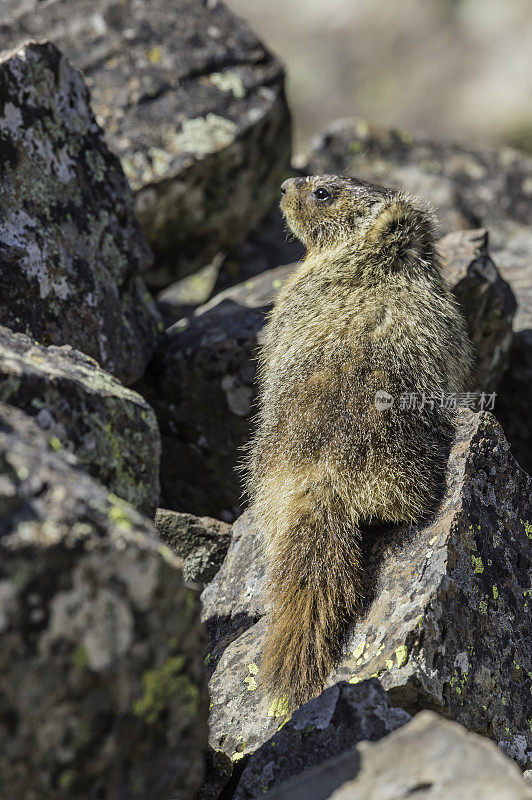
[245,175,473,708]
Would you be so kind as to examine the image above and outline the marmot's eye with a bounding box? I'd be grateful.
[313,187,330,201]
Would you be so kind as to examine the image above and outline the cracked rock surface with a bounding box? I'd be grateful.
[205,410,532,768]
[0,0,291,285]
[0,41,161,385]
[0,402,208,800]
[0,325,161,515]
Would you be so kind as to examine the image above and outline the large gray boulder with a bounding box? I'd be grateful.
[0,325,160,514]
[264,712,532,800]
[234,679,410,800]
[0,0,291,286]
[0,41,161,385]
[140,230,515,518]
[206,410,532,767]
[0,403,208,799]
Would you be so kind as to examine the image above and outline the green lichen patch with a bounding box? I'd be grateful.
[267,695,290,719]
[134,655,199,725]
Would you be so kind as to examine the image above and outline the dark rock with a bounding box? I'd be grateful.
[290,712,532,800]
[0,41,161,385]
[0,403,208,800]
[137,299,267,519]
[441,229,516,393]
[141,232,515,517]
[496,330,532,477]
[155,507,231,586]
[234,679,410,799]
[196,746,234,800]
[0,325,160,515]
[206,410,532,767]
[258,750,361,800]
[201,508,266,648]
[0,0,292,286]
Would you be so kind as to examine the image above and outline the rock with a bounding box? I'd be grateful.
[206,409,532,766]
[441,229,516,393]
[213,199,306,295]
[234,679,410,799]
[155,507,231,586]
[0,325,160,515]
[156,255,224,329]
[259,750,361,800]
[0,41,161,385]
[0,402,208,799]
[140,231,515,517]
[264,712,532,800]
[306,118,532,333]
[496,330,532,477]
[201,509,266,648]
[0,0,292,286]
[196,746,234,800]
[137,298,266,519]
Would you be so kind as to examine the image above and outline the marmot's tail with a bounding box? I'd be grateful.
[261,490,362,710]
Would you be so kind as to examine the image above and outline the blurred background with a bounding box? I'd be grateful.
[226,0,532,154]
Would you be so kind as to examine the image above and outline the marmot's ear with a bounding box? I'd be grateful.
[367,197,435,260]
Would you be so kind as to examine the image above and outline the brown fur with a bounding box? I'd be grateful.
[244,175,473,709]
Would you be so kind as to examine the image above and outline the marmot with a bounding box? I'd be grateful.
[245,175,473,709]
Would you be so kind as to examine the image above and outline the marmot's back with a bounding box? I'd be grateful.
[245,175,472,708]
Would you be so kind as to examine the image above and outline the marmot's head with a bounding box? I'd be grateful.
[280,175,435,259]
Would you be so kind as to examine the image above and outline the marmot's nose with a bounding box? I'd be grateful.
[281,177,304,195]
[280,179,292,195]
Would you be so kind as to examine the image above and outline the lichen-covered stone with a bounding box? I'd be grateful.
[206,410,532,767]
[141,232,515,517]
[0,402,208,800]
[155,507,231,585]
[0,325,160,514]
[265,712,532,800]
[234,679,410,799]
[0,0,292,286]
[0,41,161,385]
